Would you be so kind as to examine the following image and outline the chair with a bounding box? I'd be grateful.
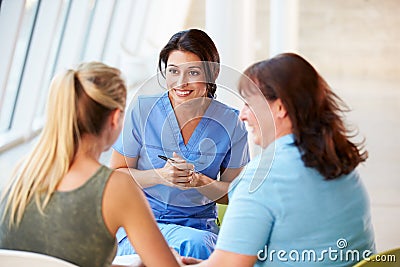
[216,203,228,227]
[112,254,143,266]
[0,249,78,267]
[352,247,400,266]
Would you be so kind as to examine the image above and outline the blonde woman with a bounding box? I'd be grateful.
[0,62,181,267]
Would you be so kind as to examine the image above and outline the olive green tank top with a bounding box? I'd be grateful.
[0,165,117,267]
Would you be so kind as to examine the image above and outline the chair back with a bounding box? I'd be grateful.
[216,203,228,227]
[0,249,78,267]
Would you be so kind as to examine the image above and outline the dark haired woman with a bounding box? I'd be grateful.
[181,53,375,266]
[111,29,250,259]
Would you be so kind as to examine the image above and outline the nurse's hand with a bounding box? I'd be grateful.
[159,152,194,187]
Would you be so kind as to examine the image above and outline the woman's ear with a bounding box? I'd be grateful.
[275,99,288,119]
[110,109,123,128]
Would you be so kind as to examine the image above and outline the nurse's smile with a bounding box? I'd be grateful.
[174,89,193,97]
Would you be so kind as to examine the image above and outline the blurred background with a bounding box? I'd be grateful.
[0,0,399,252]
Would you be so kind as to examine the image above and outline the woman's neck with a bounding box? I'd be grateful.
[74,134,104,162]
[274,117,293,142]
[170,95,211,121]
[57,134,104,191]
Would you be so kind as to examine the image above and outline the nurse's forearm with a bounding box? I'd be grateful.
[113,167,166,188]
[113,168,232,202]
[192,173,230,204]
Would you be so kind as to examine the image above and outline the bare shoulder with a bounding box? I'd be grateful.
[102,169,147,234]
[105,170,142,197]
[103,169,149,213]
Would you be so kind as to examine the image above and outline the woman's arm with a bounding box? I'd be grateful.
[110,150,193,188]
[182,249,257,267]
[103,171,181,267]
[110,150,243,203]
[110,150,162,188]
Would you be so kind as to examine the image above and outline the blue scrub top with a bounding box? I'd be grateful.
[113,92,249,230]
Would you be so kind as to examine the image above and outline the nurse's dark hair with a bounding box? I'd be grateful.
[240,53,368,180]
[158,29,220,97]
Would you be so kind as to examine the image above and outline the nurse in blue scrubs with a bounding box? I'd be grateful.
[110,29,250,259]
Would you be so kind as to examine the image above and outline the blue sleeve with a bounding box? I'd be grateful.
[215,163,275,255]
[221,119,250,169]
[112,97,142,158]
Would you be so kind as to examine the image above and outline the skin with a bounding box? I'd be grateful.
[57,109,181,267]
[110,50,243,204]
[166,50,208,108]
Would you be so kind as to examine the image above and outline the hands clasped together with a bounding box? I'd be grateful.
[158,152,200,188]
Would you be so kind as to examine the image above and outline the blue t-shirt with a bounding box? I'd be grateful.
[216,134,376,266]
[113,92,250,231]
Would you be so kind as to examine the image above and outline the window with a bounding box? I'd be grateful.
[0,0,190,152]
[0,0,40,133]
[34,0,72,124]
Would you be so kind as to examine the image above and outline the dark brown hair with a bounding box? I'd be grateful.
[158,29,220,97]
[241,53,367,179]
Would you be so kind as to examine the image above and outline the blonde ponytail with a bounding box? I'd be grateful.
[2,62,126,226]
[1,69,79,226]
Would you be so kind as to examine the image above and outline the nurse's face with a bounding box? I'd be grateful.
[166,50,207,107]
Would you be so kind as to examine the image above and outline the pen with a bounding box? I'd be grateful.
[158,155,177,163]
[158,155,200,174]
